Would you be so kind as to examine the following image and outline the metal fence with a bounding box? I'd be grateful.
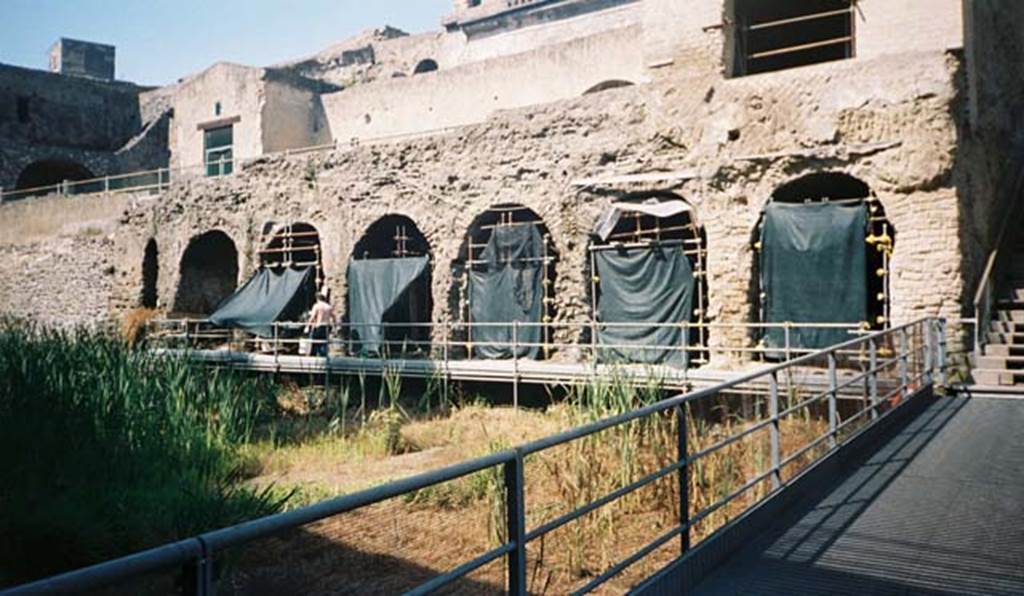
[4,317,944,595]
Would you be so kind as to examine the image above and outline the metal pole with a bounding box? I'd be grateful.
[899,328,910,399]
[676,404,691,553]
[768,372,781,490]
[938,318,948,387]
[512,321,519,410]
[505,452,527,596]
[827,352,838,449]
[868,337,879,420]
[442,319,450,409]
[923,321,934,387]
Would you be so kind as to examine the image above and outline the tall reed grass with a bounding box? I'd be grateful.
[0,321,286,587]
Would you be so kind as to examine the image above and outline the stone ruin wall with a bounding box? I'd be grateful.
[62,49,969,364]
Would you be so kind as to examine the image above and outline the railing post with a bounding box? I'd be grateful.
[827,352,838,449]
[512,321,519,410]
[923,321,934,387]
[442,319,450,409]
[182,547,214,596]
[937,318,948,388]
[676,404,691,553]
[868,337,879,420]
[505,451,527,596]
[768,372,781,490]
[899,328,910,399]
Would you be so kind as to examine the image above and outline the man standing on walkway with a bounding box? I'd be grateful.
[306,291,335,357]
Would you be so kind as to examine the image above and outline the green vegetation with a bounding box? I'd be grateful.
[0,322,287,587]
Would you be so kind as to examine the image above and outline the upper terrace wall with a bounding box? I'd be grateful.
[322,24,645,141]
[88,51,971,362]
[0,64,143,151]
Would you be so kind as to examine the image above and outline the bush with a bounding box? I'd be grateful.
[0,321,287,587]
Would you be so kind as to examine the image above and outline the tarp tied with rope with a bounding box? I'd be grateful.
[595,244,694,366]
[209,267,315,338]
[469,225,545,359]
[347,256,431,355]
[760,201,868,351]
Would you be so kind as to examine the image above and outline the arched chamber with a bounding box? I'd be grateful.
[754,173,894,354]
[589,195,707,366]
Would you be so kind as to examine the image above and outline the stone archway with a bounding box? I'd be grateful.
[172,230,239,316]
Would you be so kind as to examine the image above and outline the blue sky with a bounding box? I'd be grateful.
[0,0,451,86]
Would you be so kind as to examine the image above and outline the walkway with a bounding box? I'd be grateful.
[692,396,1024,595]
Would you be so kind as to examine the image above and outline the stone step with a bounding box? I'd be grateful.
[973,368,1023,386]
[1001,288,1024,302]
[983,343,1024,356]
[993,310,1024,323]
[987,331,1024,345]
[990,321,1024,334]
[976,355,1024,370]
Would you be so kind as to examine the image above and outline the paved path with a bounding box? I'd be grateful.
[693,396,1024,596]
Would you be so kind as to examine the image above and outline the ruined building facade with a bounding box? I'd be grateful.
[1,0,1022,364]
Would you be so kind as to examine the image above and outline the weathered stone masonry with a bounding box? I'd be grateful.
[105,50,969,362]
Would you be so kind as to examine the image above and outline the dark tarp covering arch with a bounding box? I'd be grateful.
[347,256,430,355]
[760,201,868,351]
[595,245,694,365]
[469,224,544,359]
[209,267,315,337]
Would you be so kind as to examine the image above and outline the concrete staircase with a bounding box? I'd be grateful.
[975,255,1024,386]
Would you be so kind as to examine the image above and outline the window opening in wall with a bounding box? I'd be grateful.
[413,59,439,75]
[214,101,222,116]
[16,96,30,123]
[204,125,233,177]
[730,0,854,77]
[753,173,894,353]
[141,238,159,309]
[456,204,558,360]
[590,195,708,367]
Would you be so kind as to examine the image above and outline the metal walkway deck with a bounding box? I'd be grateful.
[690,396,1024,596]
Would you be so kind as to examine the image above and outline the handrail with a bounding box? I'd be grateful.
[3,317,944,596]
[972,150,1024,363]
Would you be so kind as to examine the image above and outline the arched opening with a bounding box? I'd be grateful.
[15,159,95,195]
[583,80,635,95]
[589,193,708,367]
[453,204,558,360]
[172,230,239,316]
[413,59,439,75]
[754,172,894,352]
[140,239,159,309]
[348,215,433,356]
[260,222,324,291]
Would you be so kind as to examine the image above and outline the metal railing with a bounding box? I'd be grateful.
[0,125,466,203]
[4,317,944,595]
[146,318,869,368]
[972,152,1024,366]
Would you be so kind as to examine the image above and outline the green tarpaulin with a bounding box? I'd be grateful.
[209,267,314,338]
[595,245,694,365]
[469,225,544,359]
[760,201,868,351]
[347,256,430,355]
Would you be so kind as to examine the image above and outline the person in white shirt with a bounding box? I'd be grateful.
[305,292,335,356]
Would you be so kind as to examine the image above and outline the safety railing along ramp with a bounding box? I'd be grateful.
[647,396,1024,595]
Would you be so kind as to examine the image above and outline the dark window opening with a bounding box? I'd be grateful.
[730,0,853,77]
[172,230,239,316]
[413,59,439,75]
[141,239,159,309]
[16,96,30,123]
[204,125,233,177]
